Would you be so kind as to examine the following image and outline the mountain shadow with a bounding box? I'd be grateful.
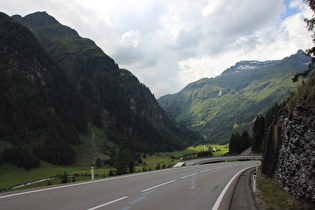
[10,11,204,153]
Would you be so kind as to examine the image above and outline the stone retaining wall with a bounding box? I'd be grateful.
[274,106,315,202]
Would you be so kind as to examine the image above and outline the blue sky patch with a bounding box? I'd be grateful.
[282,0,300,20]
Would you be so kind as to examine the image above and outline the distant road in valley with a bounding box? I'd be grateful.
[0,161,258,210]
[183,155,261,165]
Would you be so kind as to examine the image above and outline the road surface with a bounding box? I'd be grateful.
[0,161,258,210]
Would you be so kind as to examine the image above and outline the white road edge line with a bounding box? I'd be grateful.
[0,169,171,200]
[201,169,212,173]
[212,165,255,210]
[180,173,197,179]
[141,179,176,193]
[86,196,128,210]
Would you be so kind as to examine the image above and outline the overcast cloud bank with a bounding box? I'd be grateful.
[1,0,312,97]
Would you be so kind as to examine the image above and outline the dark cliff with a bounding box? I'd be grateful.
[274,73,315,203]
[0,12,86,137]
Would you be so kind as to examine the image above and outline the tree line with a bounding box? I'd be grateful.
[0,133,76,170]
[229,103,283,154]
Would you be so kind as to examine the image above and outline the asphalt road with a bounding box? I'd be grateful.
[0,161,258,210]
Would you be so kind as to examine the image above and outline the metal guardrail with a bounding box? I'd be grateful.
[184,156,262,166]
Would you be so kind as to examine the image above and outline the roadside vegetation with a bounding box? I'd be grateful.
[0,144,228,191]
[255,174,313,209]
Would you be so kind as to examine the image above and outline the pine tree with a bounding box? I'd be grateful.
[115,147,131,175]
[229,132,242,154]
[241,131,251,152]
[292,0,315,82]
[252,115,265,152]
[155,163,161,170]
[129,160,135,173]
[109,170,114,176]
[96,158,102,167]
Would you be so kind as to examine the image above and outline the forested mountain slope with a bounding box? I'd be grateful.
[0,12,203,169]
[13,12,204,152]
[158,50,310,144]
[0,12,86,138]
[0,12,90,168]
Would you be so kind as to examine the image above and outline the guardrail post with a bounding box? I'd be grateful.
[252,173,256,192]
[256,163,258,172]
[91,165,94,180]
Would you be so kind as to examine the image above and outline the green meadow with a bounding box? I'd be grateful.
[0,144,228,191]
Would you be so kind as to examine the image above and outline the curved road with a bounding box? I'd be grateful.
[0,161,258,210]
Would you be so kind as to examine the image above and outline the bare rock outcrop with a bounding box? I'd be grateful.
[274,77,315,203]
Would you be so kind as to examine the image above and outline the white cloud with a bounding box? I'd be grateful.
[1,0,313,97]
[201,0,224,17]
[120,30,142,47]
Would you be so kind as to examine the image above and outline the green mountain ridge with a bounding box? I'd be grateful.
[158,50,310,144]
[13,11,205,152]
[0,12,86,137]
[0,11,203,169]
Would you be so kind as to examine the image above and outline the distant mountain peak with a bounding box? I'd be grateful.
[235,60,260,70]
[158,50,310,144]
[12,11,59,28]
[220,50,307,77]
[12,11,79,37]
[221,59,278,76]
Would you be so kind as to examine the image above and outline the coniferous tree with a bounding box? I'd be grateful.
[1,146,40,170]
[264,103,282,127]
[241,131,251,152]
[197,149,213,157]
[128,160,135,173]
[155,163,161,170]
[229,131,251,154]
[34,136,76,165]
[109,170,114,176]
[115,147,131,175]
[252,115,265,152]
[138,158,143,164]
[96,158,102,168]
[229,132,240,154]
[292,0,315,82]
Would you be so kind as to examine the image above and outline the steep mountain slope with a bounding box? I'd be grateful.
[10,12,203,153]
[274,72,315,202]
[0,12,90,168]
[158,50,310,144]
[0,12,87,139]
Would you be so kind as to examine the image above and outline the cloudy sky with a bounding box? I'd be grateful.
[1,0,313,97]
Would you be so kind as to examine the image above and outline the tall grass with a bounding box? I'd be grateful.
[256,176,313,209]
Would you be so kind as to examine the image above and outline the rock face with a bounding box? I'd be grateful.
[274,75,315,202]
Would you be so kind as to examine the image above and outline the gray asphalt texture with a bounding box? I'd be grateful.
[229,168,257,210]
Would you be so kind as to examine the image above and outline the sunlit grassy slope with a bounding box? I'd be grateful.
[158,51,309,144]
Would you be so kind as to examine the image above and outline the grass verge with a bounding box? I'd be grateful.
[0,162,74,190]
[255,174,313,209]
